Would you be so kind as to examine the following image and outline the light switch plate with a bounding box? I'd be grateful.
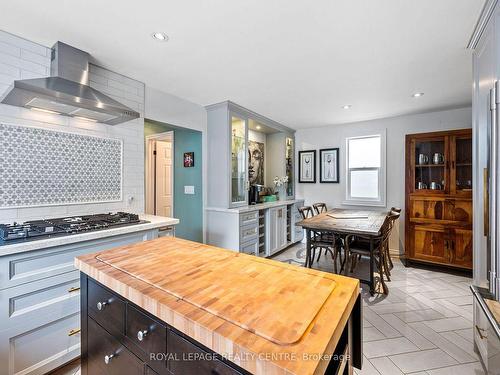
[184,185,195,194]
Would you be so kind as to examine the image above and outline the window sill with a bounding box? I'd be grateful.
[341,200,386,207]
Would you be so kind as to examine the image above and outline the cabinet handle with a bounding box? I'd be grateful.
[475,325,487,340]
[137,329,148,341]
[96,301,108,311]
[68,328,80,336]
[68,286,80,293]
[104,354,115,364]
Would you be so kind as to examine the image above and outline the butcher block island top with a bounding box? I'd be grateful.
[75,237,360,375]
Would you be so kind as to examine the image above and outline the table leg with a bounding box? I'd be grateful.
[369,237,375,296]
[305,229,311,268]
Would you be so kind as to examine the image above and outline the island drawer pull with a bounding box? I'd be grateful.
[68,328,80,336]
[96,301,108,310]
[137,329,148,341]
[104,353,115,364]
[68,286,80,293]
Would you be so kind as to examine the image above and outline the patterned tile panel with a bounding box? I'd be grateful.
[0,123,122,207]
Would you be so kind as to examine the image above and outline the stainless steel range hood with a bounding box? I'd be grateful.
[0,41,140,125]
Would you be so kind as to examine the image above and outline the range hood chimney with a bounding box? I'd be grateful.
[0,42,140,125]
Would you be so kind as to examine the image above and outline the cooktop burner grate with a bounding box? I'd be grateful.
[0,212,143,244]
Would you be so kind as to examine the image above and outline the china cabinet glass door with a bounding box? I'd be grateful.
[451,135,472,195]
[413,137,447,193]
[285,137,294,197]
[231,115,248,205]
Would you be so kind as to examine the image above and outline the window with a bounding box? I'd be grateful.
[345,134,386,206]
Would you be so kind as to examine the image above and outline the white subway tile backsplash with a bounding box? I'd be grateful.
[20,69,45,80]
[0,73,17,85]
[0,52,48,76]
[0,31,48,57]
[20,49,50,67]
[0,62,20,78]
[0,41,21,57]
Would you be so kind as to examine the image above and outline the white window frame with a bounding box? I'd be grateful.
[343,131,386,207]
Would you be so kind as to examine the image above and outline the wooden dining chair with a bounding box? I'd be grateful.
[298,206,314,220]
[344,212,399,294]
[312,203,328,215]
[383,208,401,272]
[298,206,342,272]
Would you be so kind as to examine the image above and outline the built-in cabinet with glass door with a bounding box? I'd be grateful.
[231,115,248,206]
[207,101,296,208]
[405,128,473,269]
[206,101,303,256]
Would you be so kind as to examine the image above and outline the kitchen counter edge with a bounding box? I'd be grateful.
[0,214,179,256]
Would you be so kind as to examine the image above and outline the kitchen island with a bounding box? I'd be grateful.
[75,237,362,375]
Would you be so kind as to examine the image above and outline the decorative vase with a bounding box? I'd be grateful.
[277,185,286,201]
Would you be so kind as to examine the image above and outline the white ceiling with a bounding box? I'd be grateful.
[2,0,484,129]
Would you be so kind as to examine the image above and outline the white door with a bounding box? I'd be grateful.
[155,140,173,217]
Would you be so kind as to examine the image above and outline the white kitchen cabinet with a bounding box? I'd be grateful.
[266,205,288,256]
[206,200,304,256]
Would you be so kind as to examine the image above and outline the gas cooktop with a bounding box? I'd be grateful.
[0,212,146,245]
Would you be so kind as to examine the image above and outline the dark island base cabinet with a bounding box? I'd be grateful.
[80,273,361,375]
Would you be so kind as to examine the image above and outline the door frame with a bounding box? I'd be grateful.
[145,131,174,216]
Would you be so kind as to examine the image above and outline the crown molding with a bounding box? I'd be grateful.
[467,0,498,49]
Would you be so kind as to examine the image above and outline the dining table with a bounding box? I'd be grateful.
[296,208,388,295]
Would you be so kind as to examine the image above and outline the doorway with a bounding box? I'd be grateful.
[146,132,174,217]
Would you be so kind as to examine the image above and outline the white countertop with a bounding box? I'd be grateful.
[206,199,305,213]
[0,214,179,256]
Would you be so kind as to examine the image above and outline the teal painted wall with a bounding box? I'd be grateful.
[145,120,203,242]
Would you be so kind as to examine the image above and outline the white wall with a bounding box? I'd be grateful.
[295,106,472,253]
[0,31,145,222]
[144,86,208,241]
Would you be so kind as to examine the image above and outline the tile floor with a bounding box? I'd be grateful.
[272,243,484,375]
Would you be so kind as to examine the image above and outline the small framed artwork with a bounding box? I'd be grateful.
[298,150,316,183]
[320,148,339,183]
[183,152,194,167]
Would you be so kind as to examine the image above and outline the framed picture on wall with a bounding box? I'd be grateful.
[320,148,339,183]
[298,150,316,183]
[184,152,194,167]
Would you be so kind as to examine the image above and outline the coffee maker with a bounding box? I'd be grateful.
[249,185,263,205]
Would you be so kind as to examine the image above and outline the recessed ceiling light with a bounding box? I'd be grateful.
[256,125,261,130]
[412,92,424,98]
[342,105,352,109]
[152,32,169,41]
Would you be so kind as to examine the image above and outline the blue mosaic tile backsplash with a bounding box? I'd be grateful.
[0,123,122,208]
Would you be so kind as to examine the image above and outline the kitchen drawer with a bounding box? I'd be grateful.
[0,270,80,331]
[239,211,259,227]
[167,330,242,375]
[239,223,259,243]
[0,312,80,375]
[88,279,126,337]
[126,304,167,369]
[0,231,153,290]
[240,240,258,256]
[88,317,144,375]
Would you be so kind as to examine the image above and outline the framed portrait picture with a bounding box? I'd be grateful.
[298,150,316,183]
[320,148,339,183]
[183,152,194,167]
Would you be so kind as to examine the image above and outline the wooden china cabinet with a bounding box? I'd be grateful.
[405,129,473,270]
